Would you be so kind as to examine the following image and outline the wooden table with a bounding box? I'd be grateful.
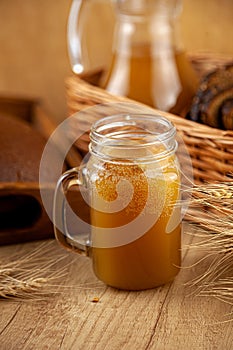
[0,223,232,350]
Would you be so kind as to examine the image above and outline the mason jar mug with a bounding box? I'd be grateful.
[53,113,182,290]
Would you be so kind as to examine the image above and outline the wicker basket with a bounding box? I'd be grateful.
[65,53,233,184]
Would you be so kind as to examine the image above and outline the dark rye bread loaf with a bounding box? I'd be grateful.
[0,114,57,183]
[0,114,64,244]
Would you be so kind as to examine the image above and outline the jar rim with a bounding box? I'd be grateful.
[90,113,176,143]
[89,113,177,163]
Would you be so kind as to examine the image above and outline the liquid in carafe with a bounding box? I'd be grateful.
[102,0,198,116]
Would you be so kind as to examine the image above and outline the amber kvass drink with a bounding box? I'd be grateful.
[102,0,198,116]
[103,47,198,116]
[54,114,182,290]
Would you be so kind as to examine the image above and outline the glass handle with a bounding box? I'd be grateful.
[53,167,90,256]
[67,0,84,74]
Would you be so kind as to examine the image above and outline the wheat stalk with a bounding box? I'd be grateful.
[184,181,233,305]
[0,241,70,300]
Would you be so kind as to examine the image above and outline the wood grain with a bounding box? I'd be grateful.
[0,224,232,350]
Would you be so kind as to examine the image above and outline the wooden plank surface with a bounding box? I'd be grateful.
[0,224,232,350]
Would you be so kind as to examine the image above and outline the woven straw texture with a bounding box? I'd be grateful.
[65,53,233,184]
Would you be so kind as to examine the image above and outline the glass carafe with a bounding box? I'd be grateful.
[101,0,198,116]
